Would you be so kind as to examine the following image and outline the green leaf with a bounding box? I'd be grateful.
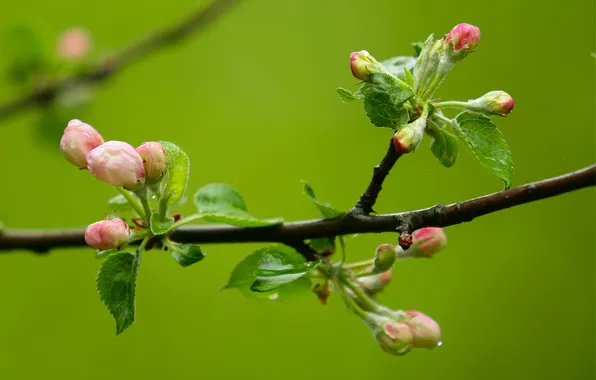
[403,67,415,87]
[95,249,120,259]
[149,211,173,235]
[411,42,425,57]
[223,247,312,300]
[308,237,335,254]
[170,244,205,267]
[360,73,413,129]
[96,252,139,335]
[251,246,320,292]
[336,87,359,103]
[158,141,190,206]
[302,181,344,219]
[453,112,514,188]
[427,122,458,167]
[194,183,283,227]
[380,56,417,79]
[107,194,132,212]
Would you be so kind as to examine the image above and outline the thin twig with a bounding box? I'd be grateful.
[1,164,593,256]
[351,139,402,215]
[0,0,243,121]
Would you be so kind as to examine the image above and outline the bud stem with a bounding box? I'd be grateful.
[170,213,203,230]
[343,258,375,270]
[331,277,369,319]
[339,274,379,312]
[115,186,145,218]
[433,100,471,109]
[133,187,152,219]
[433,112,454,125]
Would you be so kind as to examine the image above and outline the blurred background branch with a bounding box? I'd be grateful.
[2,164,593,254]
[0,0,243,121]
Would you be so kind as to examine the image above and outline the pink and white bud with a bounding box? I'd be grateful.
[373,320,414,356]
[59,119,104,168]
[84,218,130,251]
[87,141,146,190]
[445,23,481,52]
[136,142,167,182]
[350,50,380,81]
[56,28,91,59]
[373,244,396,273]
[469,91,515,116]
[405,311,441,349]
[393,116,427,153]
[358,270,392,295]
[410,227,447,257]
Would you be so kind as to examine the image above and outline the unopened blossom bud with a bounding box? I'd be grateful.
[393,116,427,153]
[444,23,481,61]
[405,311,441,349]
[469,91,515,116]
[373,244,396,272]
[87,141,146,190]
[136,142,167,182]
[409,227,447,257]
[350,50,381,81]
[57,28,91,59]
[85,218,130,251]
[372,318,414,356]
[60,119,104,168]
[358,270,392,295]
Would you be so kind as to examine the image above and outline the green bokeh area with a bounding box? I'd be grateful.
[0,0,594,379]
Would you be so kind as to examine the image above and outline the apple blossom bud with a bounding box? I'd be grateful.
[444,23,480,61]
[405,311,441,349]
[136,142,167,182]
[373,244,396,272]
[468,91,515,116]
[409,227,447,257]
[358,270,392,295]
[87,141,146,190]
[350,50,381,81]
[392,116,427,153]
[57,28,91,59]
[60,119,105,168]
[372,318,413,356]
[85,218,130,251]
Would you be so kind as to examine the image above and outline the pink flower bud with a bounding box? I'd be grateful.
[445,23,481,52]
[405,311,441,349]
[470,91,515,116]
[373,244,396,272]
[350,50,380,81]
[136,142,167,182]
[59,119,105,168]
[87,141,146,190]
[392,117,426,153]
[358,270,392,295]
[56,28,91,59]
[374,320,414,356]
[85,218,130,251]
[411,227,447,257]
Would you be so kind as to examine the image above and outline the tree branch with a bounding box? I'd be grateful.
[351,140,402,215]
[1,164,593,255]
[0,0,243,121]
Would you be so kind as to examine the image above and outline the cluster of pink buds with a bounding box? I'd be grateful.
[370,310,441,355]
[59,119,167,190]
[60,119,169,250]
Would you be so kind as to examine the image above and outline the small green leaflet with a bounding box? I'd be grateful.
[149,211,173,235]
[222,247,312,300]
[107,194,132,211]
[360,73,413,129]
[427,121,458,167]
[302,181,343,219]
[250,246,320,292]
[170,244,205,267]
[96,252,139,335]
[158,141,190,206]
[336,87,359,103]
[194,183,283,227]
[380,56,417,79]
[453,112,514,188]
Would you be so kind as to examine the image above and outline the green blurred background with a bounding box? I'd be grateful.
[0,0,594,378]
